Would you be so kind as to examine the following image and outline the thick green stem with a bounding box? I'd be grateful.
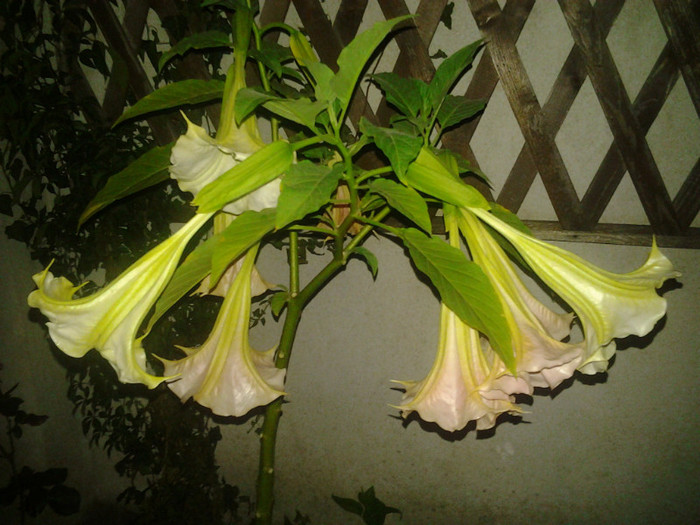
[253,211,386,523]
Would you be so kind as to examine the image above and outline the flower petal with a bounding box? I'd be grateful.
[28,212,212,387]
[471,207,679,373]
[396,305,520,432]
[459,210,584,391]
[169,118,282,215]
[161,246,285,417]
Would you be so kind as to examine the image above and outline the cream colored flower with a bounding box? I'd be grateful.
[458,209,584,392]
[160,246,285,417]
[169,117,280,215]
[470,207,679,374]
[28,212,212,387]
[395,305,521,432]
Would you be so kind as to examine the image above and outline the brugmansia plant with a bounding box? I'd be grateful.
[27,1,679,523]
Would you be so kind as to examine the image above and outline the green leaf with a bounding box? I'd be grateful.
[235,88,325,129]
[275,161,343,228]
[211,209,276,284]
[360,118,422,178]
[148,230,219,330]
[235,87,274,122]
[113,79,225,126]
[263,98,326,129]
[193,140,294,213]
[403,147,489,209]
[371,72,426,117]
[436,95,485,129]
[158,31,232,72]
[368,179,431,233]
[427,40,482,112]
[332,16,413,108]
[79,143,173,227]
[351,246,378,278]
[249,41,293,78]
[289,30,318,68]
[306,61,336,103]
[401,228,513,369]
[270,291,288,317]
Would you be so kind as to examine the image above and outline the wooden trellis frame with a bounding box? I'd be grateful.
[81,0,700,247]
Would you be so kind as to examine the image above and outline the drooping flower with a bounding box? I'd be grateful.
[160,245,285,417]
[470,207,679,374]
[395,304,521,432]
[458,209,584,392]
[169,116,281,215]
[27,212,213,387]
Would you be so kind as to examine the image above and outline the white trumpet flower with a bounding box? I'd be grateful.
[161,246,285,417]
[28,212,212,387]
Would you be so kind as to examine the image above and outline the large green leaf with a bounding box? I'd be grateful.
[401,228,514,370]
[275,161,343,229]
[403,147,489,209]
[436,95,485,130]
[263,98,326,129]
[368,179,431,233]
[371,72,426,117]
[158,31,232,72]
[331,16,413,108]
[193,140,294,212]
[307,62,336,103]
[249,41,293,78]
[147,226,219,331]
[113,79,225,126]
[79,143,173,227]
[210,209,276,284]
[427,40,482,112]
[359,118,422,178]
[235,88,325,129]
[235,87,273,122]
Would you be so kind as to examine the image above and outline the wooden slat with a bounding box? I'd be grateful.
[89,0,179,144]
[498,0,624,212]
[559,0,682,234]
[459,0,535,144]
[524,221,700,248]
[149,0,223,129]
[653,0,700,119]
[468,0,585,229]
[102,0,150,123]
[673,157,700,228]
[334,0,369,45]
[445,0,533,200]
[582,43,680,225]
[377,0,439,85]
[260,0,292,27]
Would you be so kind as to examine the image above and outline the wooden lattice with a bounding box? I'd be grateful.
[82,0,700,247]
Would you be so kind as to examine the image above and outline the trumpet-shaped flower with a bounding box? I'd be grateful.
[395,305,521,432]
[160,246,286,417]
[458,210,584,392]
[169,117,281,215]
[470,207,679,374]
[27,212,212,388]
